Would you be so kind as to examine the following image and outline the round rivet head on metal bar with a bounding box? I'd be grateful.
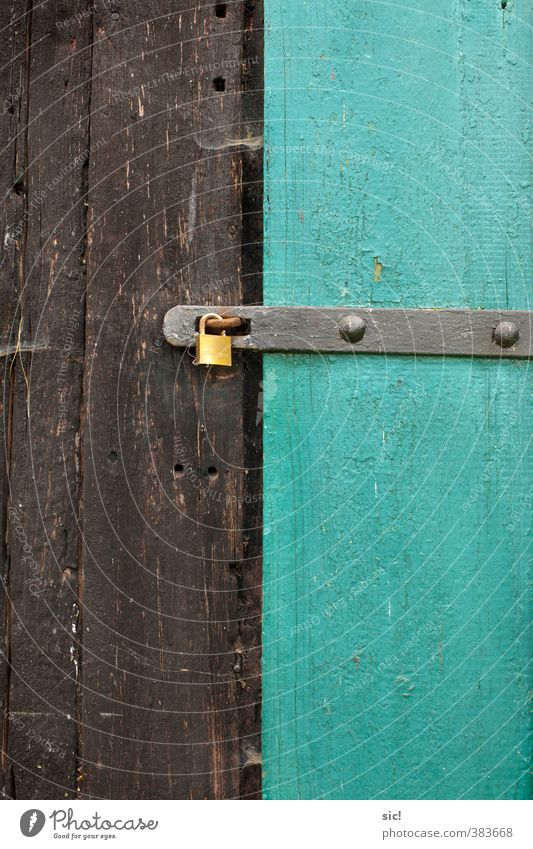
[494,320,520,348]
[339,315,366,344]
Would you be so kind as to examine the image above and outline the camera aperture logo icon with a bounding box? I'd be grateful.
[20,810,46,837]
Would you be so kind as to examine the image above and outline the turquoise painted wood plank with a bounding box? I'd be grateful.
[263,0,532,799]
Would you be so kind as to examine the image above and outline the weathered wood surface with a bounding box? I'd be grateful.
[1,0,93,799]
[0,0,29,801]
[1,0,262,799]
[263,0,532,799]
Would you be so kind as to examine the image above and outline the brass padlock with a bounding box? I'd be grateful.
[194,313,232,367]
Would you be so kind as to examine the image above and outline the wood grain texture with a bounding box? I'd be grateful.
[0,0,28,801]
[262,0,532,799]
[1,0,263,800]
[79,0,262,799]
[1,0,93,799]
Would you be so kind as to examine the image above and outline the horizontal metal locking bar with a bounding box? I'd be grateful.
[163,306,533,359]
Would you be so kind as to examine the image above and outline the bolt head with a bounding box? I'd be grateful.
[494,320,520,348]
[339,315,366,344]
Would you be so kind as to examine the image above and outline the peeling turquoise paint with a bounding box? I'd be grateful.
[262,0,532,799]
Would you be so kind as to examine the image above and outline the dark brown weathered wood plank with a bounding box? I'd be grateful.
[235,0,263,798]
[1,1,93,798]
[0,0,29,801]
[80,0,262,799]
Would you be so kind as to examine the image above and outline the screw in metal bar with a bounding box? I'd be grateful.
[338,315,366,344]
[494,320,520,348]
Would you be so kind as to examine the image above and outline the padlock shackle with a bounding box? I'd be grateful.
[198,313,225,335]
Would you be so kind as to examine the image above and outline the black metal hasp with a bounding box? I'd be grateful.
[163,306,533,359]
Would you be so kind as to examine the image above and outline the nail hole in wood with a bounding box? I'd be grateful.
[213,77,226,92]
[108,450,118,462]
[174,463,185,476]
[207,466,218,479]
[215,3,227,17]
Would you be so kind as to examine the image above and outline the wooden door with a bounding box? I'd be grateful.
[0,1,263,800]
[262,0,532,799]
[1,0,531,804]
